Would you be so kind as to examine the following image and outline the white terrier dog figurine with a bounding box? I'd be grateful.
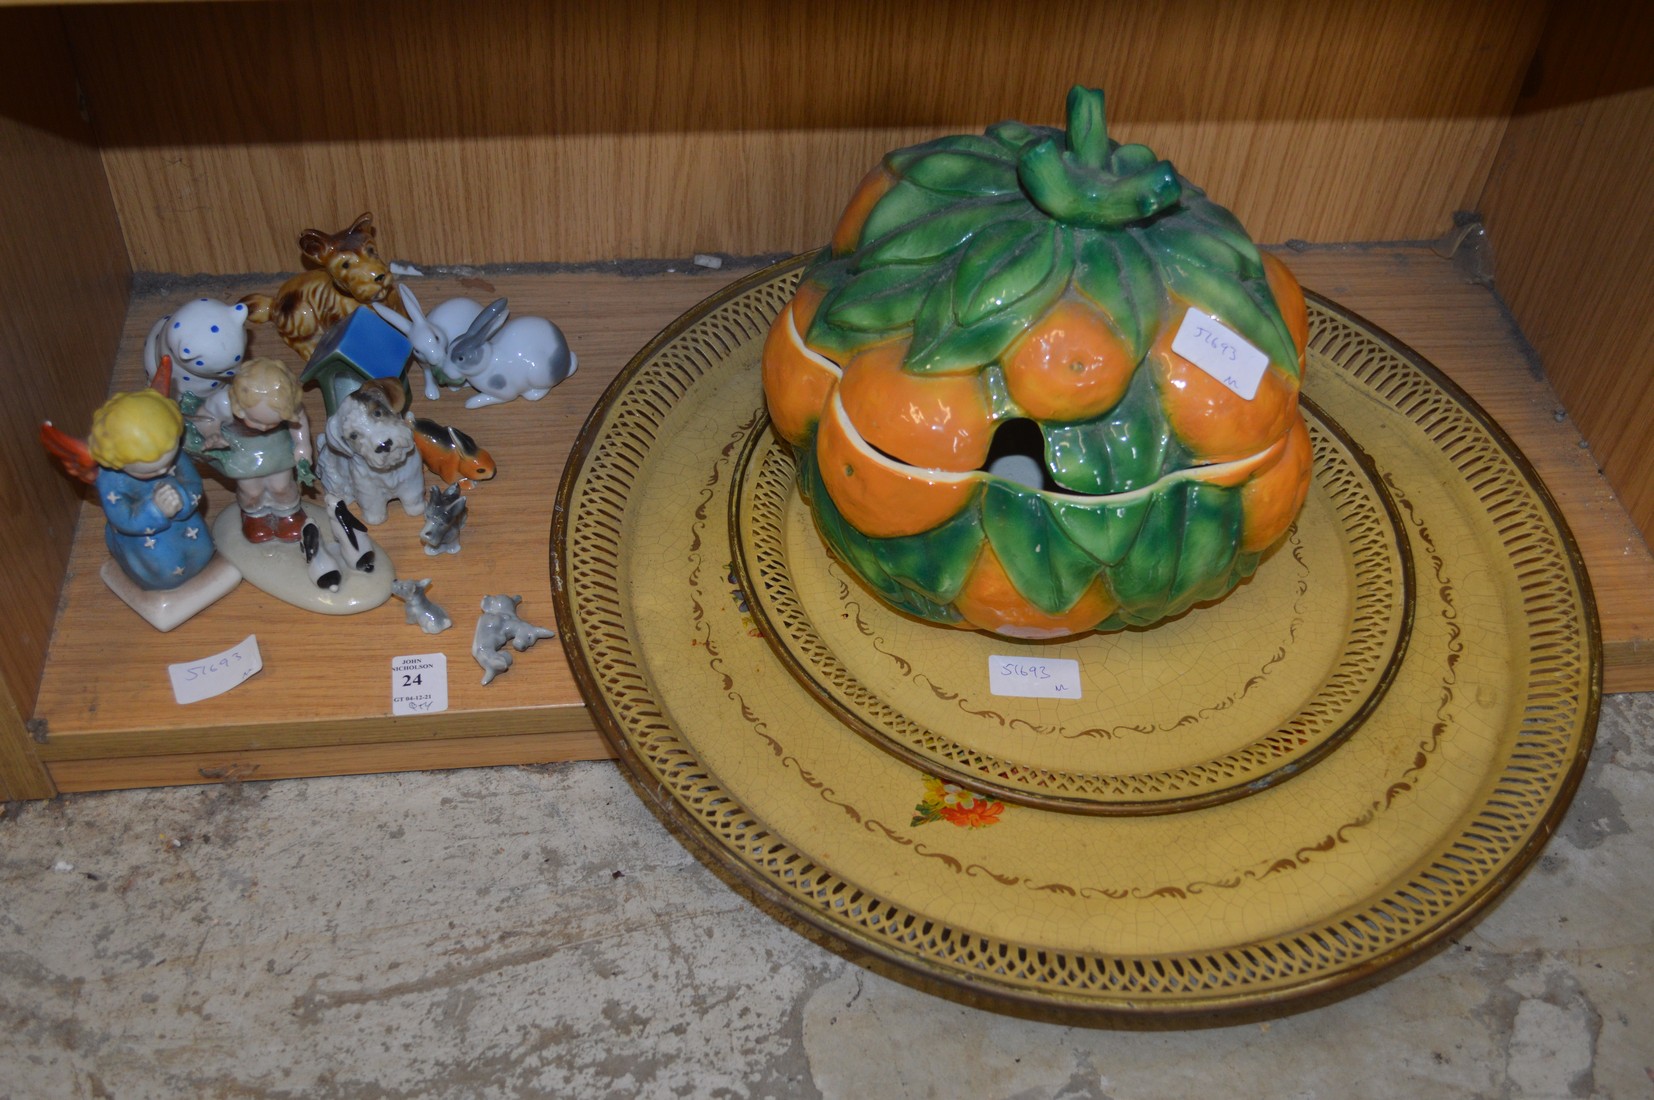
[316,379,424,524]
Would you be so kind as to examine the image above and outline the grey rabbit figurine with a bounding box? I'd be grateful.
[375,288,577,410]
[445,298,577,410]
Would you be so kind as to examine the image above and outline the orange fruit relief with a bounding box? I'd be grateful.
[763,86,1312,638]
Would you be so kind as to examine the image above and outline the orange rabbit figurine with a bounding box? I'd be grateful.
[410,417,495,488]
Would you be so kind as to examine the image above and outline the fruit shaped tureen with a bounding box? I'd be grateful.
[762,86,1312,640]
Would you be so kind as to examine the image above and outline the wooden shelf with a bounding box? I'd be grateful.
[30,246,1654,792]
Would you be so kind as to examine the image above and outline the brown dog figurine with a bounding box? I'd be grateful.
[241,213,403,361]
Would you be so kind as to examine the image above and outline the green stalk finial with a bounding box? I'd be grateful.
[1065,85,1111,169]
[1018,85,1182,228]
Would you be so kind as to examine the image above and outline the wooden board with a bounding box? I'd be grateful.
[62,0,1545,270]
[45,730,599,793]
[29,247,1654,792]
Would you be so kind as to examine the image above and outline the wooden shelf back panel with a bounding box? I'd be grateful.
[64,0,1545,270]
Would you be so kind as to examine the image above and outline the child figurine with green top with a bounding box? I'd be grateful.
[191,358,316,542]
[187,356,394,615]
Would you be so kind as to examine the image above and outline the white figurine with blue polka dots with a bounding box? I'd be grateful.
[143,297,250,399]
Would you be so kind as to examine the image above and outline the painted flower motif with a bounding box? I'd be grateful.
[911,775,1005,829]
[941,797,1004,828]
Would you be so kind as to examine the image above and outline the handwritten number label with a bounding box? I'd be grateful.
[988,655,1082,700]
[1170,307,1270,400]
[168,635,263,704]
[392,653,448,715]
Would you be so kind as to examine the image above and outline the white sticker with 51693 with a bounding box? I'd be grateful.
[169,634,263,704]
[391,653,448,715]
[988,655,1082,700]
[1171,307,1270,400]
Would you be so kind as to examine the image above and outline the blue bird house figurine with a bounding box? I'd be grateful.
[302,307,414,416]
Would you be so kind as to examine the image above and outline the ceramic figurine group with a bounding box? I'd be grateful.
[42,211,562,684]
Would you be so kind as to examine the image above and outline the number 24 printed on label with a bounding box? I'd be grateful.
[391,653,449,716]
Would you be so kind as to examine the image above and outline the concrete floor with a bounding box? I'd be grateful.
[2,694,1649,1099]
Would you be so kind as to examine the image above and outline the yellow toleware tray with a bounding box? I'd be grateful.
[731,394,1413,816]
[551,255,1600,1016]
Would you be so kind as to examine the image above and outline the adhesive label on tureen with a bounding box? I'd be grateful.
[988,655,1082,700]
[1171,307,1270,400]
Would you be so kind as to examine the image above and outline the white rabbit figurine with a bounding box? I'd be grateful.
[374,288,576,408]
[372,286,483,401]
[443,298,578,410]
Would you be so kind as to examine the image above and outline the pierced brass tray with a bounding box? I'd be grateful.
[731,395,1412,815]
[552,255,1599,1016]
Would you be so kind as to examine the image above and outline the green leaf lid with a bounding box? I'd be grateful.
[804,85,1298,383]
